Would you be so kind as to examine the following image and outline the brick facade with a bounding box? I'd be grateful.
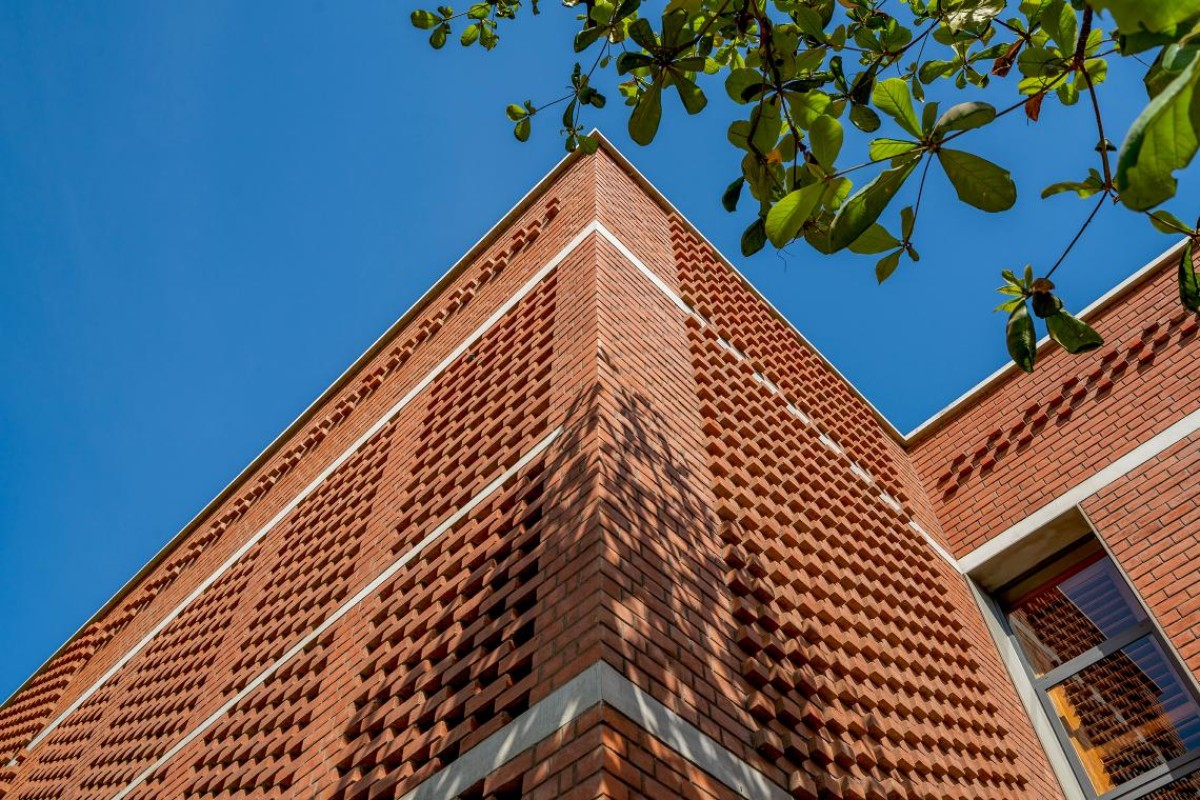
[1,137,1196,800]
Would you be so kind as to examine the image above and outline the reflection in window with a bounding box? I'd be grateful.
[1009,557,1147,676]
[1048,637,1200,793]
[1002,546,1200,798]
[1143,770,1200,799]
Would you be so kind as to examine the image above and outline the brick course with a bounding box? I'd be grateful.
[1,139,1195,799]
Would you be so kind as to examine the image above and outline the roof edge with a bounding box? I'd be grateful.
[586,130,908,443]
[1,145,588,714]
[903,238,1188,445]
[14,127,1179,713]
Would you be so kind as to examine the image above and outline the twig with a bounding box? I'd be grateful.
[1045,191,1106,278]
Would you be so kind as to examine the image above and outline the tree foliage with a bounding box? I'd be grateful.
[411,0,1200,371]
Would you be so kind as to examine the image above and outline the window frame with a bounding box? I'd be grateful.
[997,546,1200,800]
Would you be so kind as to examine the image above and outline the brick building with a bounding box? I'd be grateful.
[2,135,1199,800]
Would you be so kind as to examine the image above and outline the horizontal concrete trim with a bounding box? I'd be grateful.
[585,130,906,443]
[1,148,584,714]
[110,427,563,800]
[904,239,1187,444]
[401,662,790,800]
[400,664,605,800]
[596,664,791,800]
[958,405,1200,575]
[594,221,962,574]
[595,224,694,317]
[25,221,599,756]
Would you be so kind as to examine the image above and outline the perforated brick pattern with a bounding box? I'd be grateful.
[0,198,565,780]
[910,259,1200,557]
[7,144,1193,800]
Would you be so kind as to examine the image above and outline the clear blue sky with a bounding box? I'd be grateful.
[1,2,1195,700]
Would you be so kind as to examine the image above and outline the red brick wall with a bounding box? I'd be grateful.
[655,218,1060,799]
[0,146,1080,800]
[909,256,1200,557]
[1081,430,1200,676]
[0,152,609,799]
[908,248,1200,700]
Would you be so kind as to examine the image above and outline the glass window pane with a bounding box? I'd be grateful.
[1141,769,1200,799]
[1046,636,1200,794]
[1007,557,1147,675]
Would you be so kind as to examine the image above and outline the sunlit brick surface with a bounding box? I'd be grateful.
[1,143,1196,800]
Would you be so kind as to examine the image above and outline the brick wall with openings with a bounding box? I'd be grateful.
[0,143,1083,800]
[659,221,1060,798]
[908,252,1200,558]
[0,150,609,798]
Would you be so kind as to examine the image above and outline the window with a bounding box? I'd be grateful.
[998,540,1200,799]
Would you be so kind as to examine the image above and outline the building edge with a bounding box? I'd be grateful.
[4,129,1187,717]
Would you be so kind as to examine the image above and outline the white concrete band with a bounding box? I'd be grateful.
[904,239,1187,442]
[25,221,601,756]
[594,221,962,573]
[400,662,790,800]
[957,405,1200,574]
[109,427,564,800]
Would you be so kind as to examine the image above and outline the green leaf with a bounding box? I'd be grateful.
[741,217,767,256]
[578,132,601,154]
[789,91,832,127]
[932,101,997,135]
[1044,1,1077,51]
[829,154,921,252]
[871,78,923,138]
[514,117,532,142]
[1181,239,1200,312]
[1057,80,1080,106]
[750,102,782,154]
[629,82,663,145]
[1116,52,1200,211]
[810,115,843,170]
[506,103,528,121]
[479,24,498,49]
[575,25,607,52]
[616,52,654,74]
[725,68,763,104]
[461,22,480,45]
[411,9,442,28]
[849,103,881,132]
[1149,209,1190,234]
[1040,168,1105,199]
[900,205,915,240]
[765,183,825,247]
[468,3,490,18]
[673,74,707,115]
[875,250,902,283]
[430,24,449,48]
[848,223,901,254]
[1087,0,1200,35]
[721,177,744,212]
[822,177,852,210]
[628,17,658,50]
[921,101,940,136]
[660,9,688,48]
[794,6,826,40]
[1006,302,1038,373]
[1046,311,1103,353]
[919,60,957,84]
[868,138,919,161]
[938,148,1017,211]
[945,0,1005,30]
[1032,291,1063,318]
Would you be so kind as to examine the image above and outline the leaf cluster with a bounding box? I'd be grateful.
[410,0,1200,371]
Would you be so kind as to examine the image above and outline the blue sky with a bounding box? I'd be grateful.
[1,2,1195,699]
